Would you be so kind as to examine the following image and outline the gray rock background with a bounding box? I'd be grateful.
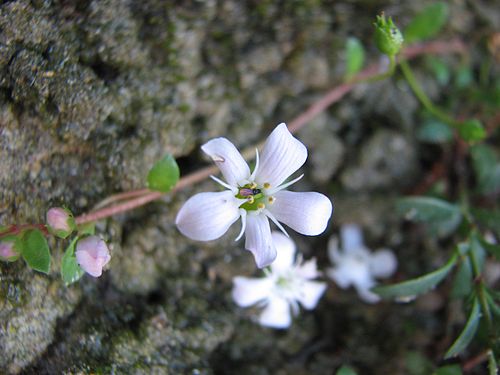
[0,0,496,374]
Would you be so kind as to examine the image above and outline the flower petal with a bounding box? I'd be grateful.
[326,267,353,289]
[355,281,381,304]
[340,224,364,253]
[245,214,276,268]
[268,191,333,235]
[255,123,307,187]
[369,249,398,279]
[232,276,274,307]
[296,258,321,280]
[201,137,250,187]
[75,236,111,277]
[297,280,327,309]
[175,191,241,241]
[270,231,296,273]
[259,297,291,329]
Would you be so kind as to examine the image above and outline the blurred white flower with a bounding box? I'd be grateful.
[327,224,397,303]
[232,232,327,329]
[176,123,333,268]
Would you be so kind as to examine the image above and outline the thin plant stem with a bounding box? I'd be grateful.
[399,59,461,127]
[0,224,49,238]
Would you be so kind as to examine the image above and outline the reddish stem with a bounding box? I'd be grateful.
[0,224,49,238]
[74,38,467,225]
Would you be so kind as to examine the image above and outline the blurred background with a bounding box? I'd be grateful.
[0,0,498,374]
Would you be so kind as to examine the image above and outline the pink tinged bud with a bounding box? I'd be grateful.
[46,207,75,239]
[0,238,20,262]
[75,236,111,277]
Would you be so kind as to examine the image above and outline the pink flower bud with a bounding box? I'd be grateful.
[46,207,75,239]
[0,237,19,262]
[75,236,111,277]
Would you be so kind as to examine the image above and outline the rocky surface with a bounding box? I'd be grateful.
[0,0,495,374]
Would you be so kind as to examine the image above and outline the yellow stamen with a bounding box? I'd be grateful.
[268,196,275,204]
[249,182,257,189]
[257,203,265,210]
[263,182,271,189]
[247,196,255,204]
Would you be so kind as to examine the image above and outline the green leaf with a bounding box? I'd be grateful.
[416,120,453,143]
[469,233,486,273]
[426,57,450,86]
[488,350,498,375]
[18,229,51,274]
[404,3,449,43]
[479,237,500,260]
[336,365,358,375]
[397,197,462,237]
[444,298,481,359]
[454,65,473,89]
[470,144,500,194]
[61,237,84,286]
[345,37,365,79]
[405,351,433,375]
[433,364,463,375]
[471,208,500,237]
[147,154,180,193]
[373,254,458,300]
[451,255,472,299]
[458,119,486,143]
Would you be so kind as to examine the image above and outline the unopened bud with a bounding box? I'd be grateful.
[46,207,75,239]
[0,236,20,262]
[75,236,111,277]
[374,14,403,56]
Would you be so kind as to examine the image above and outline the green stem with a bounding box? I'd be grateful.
[399,60,460,128]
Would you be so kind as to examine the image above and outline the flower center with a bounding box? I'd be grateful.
[236,182,275,212]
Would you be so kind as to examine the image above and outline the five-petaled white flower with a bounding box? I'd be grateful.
[327,224,397,303]
[175,123,333,268]
[232,232,327,328]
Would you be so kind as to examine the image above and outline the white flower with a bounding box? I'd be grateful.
[232,232,327,328]
[327,224,397,303]
[175,123,333,268]
[75,236,111,277]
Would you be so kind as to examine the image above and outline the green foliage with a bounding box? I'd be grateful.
[451,256,472,299]
[404,3,449,43]
[433,364,463,375]
[61,237,84,286]
[373,254,457,300]
[147,154,180,193]
[471,144,500,194]
[426,57,450,86]
[445,298,481,358]
[336,365,358,375]
[416,119,453,143]
[405,351,433,375]
[458,119,486,143]
[17,229,51,274]
[345,37,365,79]
[397,197,462,237]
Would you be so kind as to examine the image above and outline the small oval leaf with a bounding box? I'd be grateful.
[404,3,449,43]
[61,237,84,286]
[397,196,462,237]
[458,119,486,143]
[19,229,51,274]
[444,298,481,359]
[373,254,458,299]
[345,37,365,79]
[147,154,180,193]
[336,365,358,375]
[416,120,453,144]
